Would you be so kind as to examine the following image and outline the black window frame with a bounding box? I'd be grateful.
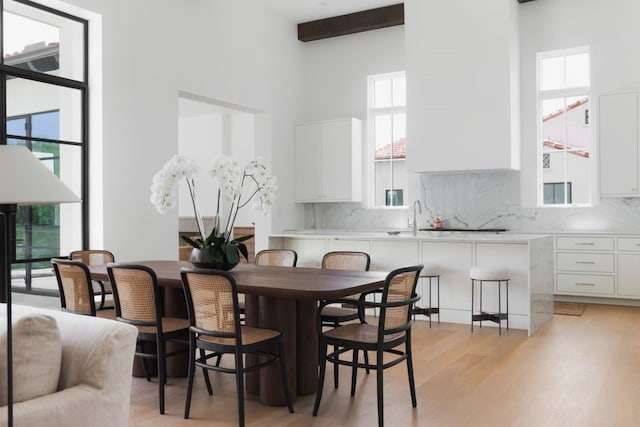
[1,0,89,295]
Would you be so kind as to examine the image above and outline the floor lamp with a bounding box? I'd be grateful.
[0,145,79,427]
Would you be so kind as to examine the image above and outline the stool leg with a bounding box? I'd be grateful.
[470,279,474,333]
[498,280,502,336]
[506,280,509,331]
[479,280,483,329]
[436,276,440,324]
[428,277,432,328]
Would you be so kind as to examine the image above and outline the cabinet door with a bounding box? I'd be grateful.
[618,253,640,297]
[295,123,323,201]
[322,119,356,201]
[600,92,639,196]
[284,238,326,268]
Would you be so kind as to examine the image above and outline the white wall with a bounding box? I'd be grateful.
[39,0,304,259]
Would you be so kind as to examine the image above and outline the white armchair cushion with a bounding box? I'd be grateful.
[0,313,62,406]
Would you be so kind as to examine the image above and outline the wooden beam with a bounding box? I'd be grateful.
[298,3,404,42]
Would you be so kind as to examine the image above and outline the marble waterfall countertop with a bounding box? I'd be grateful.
[272,229,551,242]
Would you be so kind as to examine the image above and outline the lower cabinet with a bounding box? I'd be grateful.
[555,234,640,299]
[617,237,640,298]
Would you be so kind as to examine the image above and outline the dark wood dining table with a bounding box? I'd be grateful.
[88,260,387,406]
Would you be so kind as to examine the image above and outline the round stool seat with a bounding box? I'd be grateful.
[470,266,510,281]
[420,263,440,277]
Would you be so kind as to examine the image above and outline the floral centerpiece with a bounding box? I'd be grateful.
[150,154,277,270]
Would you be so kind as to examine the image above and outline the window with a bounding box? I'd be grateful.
[1,0,88,295]
[544,182,572,204]
[368,71,406,207]
[537,47,590,206]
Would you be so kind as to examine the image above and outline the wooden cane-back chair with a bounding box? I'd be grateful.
[313,264,423,427]
[107,264,189,415]
[319,251,371,388]
[51,258,97,316]
[181,268,294,426]
[69,249,115,310]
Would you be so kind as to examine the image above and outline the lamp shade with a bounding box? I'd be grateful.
[0,145,80,205]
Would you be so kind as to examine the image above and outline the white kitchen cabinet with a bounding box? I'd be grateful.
[555,235,616,297]
[284,238,326,268]
[599,91,640,196]
[422,241,472,313]
[371,240,420,271]
[294,118,362,202]
[617,237,640,297]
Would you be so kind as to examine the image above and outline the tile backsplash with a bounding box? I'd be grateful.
[303,171,640,233]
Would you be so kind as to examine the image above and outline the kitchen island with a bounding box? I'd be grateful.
[269,230,554,336]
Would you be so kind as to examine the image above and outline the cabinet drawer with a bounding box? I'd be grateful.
[617,237,640,251]
[556,274,615,295]
[556,236,614,251]
[556,252,614,273]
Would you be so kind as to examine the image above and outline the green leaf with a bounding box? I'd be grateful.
[223,243,240,263]
[237,243,249,262]
[181,235,202,248]
[232,234,254,244]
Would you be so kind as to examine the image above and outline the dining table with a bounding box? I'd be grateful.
[88,260,387,406]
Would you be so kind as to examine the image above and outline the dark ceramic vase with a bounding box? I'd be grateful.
[190,246,240,271]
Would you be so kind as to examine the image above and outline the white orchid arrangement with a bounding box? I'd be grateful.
[150,154,277,264]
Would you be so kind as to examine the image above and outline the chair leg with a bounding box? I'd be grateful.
[157,338,166,415]
[364,350,370,374]
[235,351,245,427]
[313,342,329,416]
[376,349,384,427]
[278,339,295,414]
[333,343,340,388]
[406,331,417,408]
[138,342,151,382]
[350,348,358,396]
[184,335,196,419]
[200,348,213,395]
[96,281,106,310]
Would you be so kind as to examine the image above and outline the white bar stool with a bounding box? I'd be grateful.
[412,262,440,327]
[470,266,510,335]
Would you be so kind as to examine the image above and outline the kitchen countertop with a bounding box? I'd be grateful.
[271,229,551,242]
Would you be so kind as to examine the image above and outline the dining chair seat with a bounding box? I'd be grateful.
[199,326,281,346]
[323,323,405,345]
[135,317,190,335]
[319,305,360,322]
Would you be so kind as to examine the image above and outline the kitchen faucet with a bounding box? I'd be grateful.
[412,200,422,236]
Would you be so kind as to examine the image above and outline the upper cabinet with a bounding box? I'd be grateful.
[599,91,640,197]
[295,118,362,203]
[404,0,520,173]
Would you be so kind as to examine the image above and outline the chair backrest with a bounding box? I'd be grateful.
[378,265,423,333]
[70,249,115,265]
[255,249,298,267]
[180,268,242,344]
[51,258,97,316]
[322,251,370,271]
[107,264,162,328]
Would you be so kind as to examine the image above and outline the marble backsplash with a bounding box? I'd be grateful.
[303,171,640,234]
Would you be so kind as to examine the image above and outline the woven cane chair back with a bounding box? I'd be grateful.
[70,249,115,265]
[182,270,239,336]
[255,249,297,267]
[108,266,158,324]
[52,258,95,315]
[322,251,370,272]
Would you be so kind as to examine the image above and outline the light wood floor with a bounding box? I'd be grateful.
[129,304,640,426]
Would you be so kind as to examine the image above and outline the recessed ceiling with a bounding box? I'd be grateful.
[251,0,403,23]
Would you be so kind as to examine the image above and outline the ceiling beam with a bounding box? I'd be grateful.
[298,3,404,42]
